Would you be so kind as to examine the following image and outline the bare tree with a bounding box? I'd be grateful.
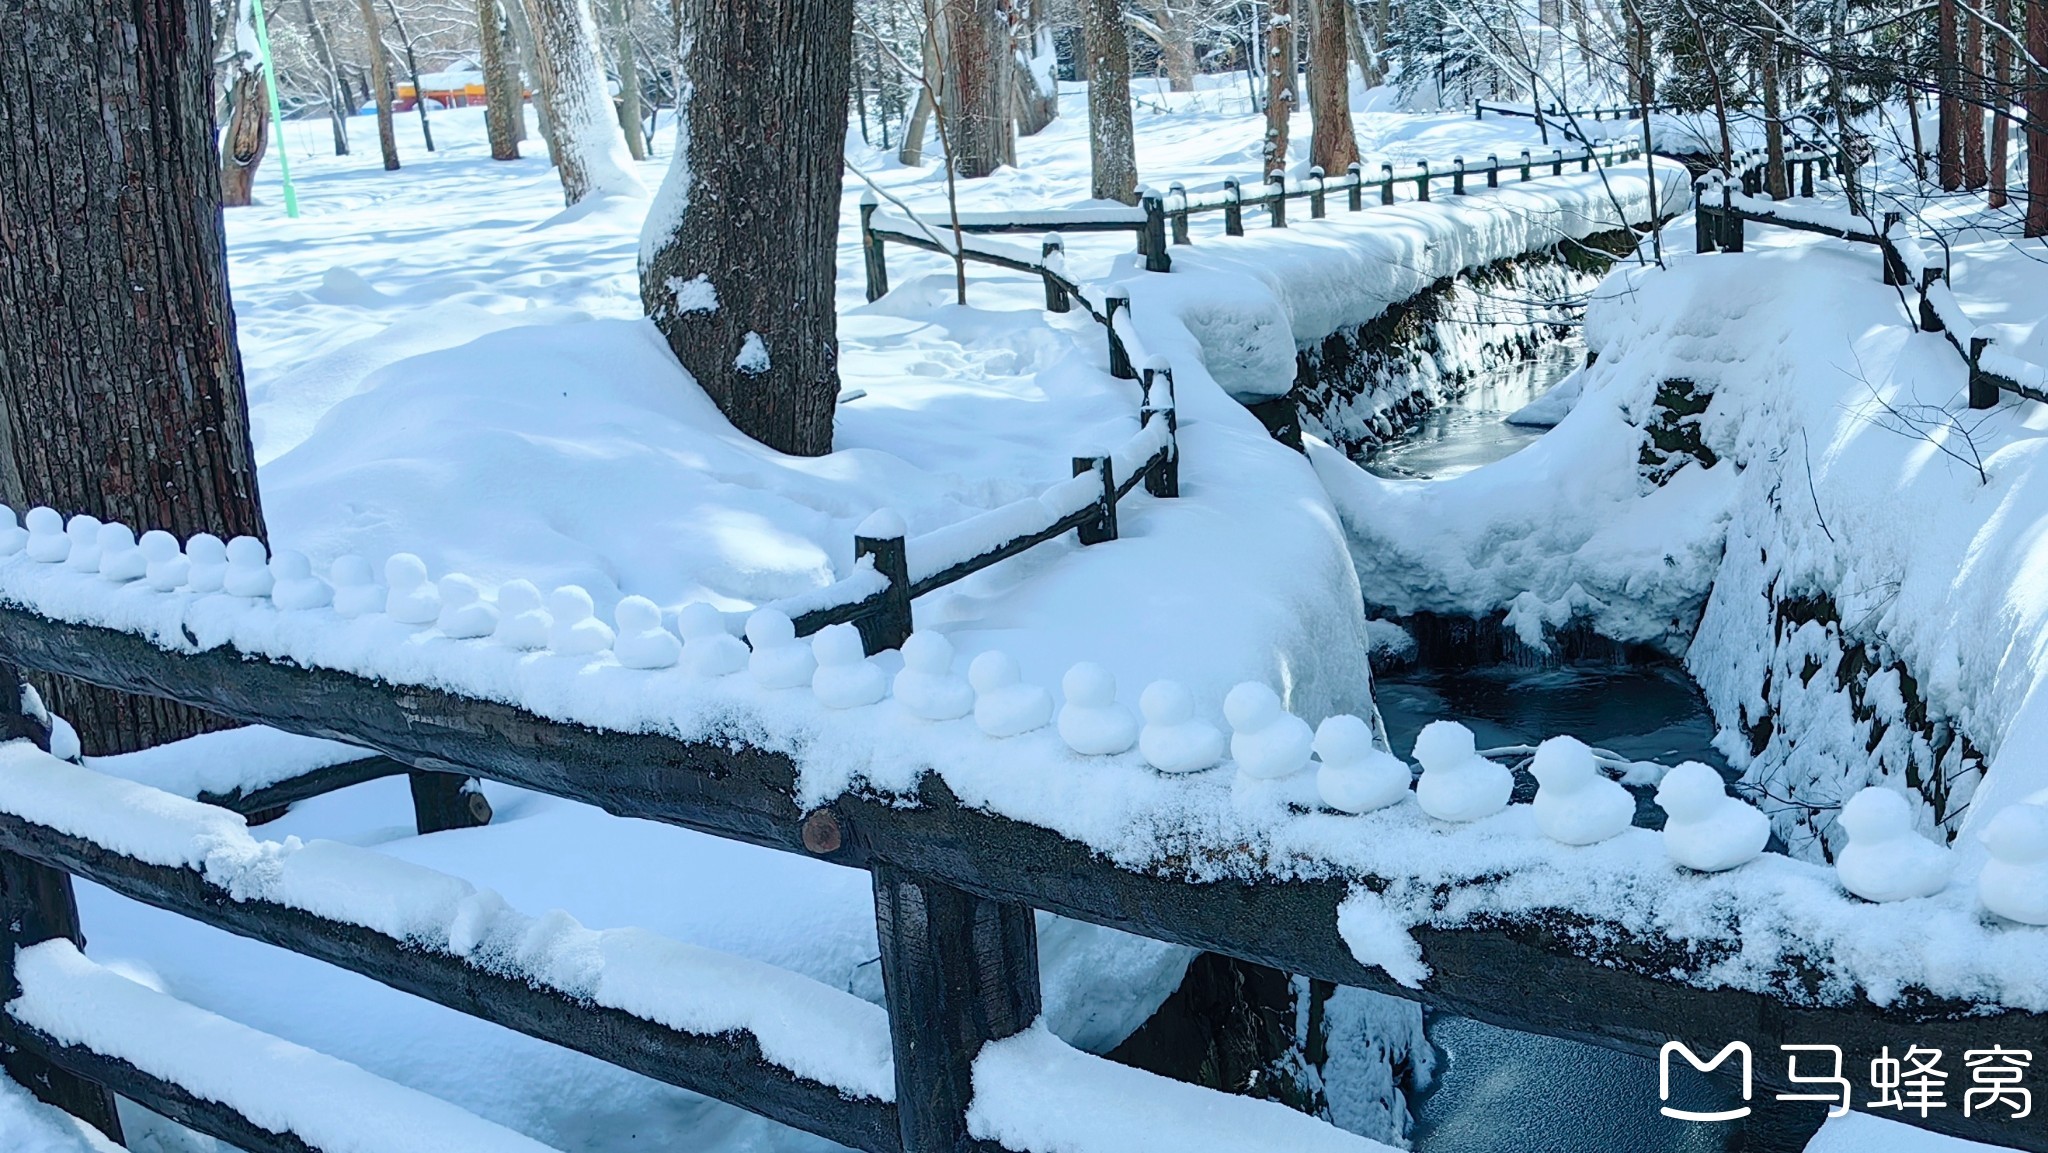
[299,0,353,154]
[639,0,852,455]
[607,0,647,160]
[1265,0,1293,175]
[1082,0,1139,201]
[220,2,272,207]
[481,0,524,158]
[1939,0,1962,188]
[357,0,403,168]
[521,0,644,203]
[1989,0,2012,206]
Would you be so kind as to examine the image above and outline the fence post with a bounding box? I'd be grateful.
[1223,178,1244,236]
[1141,363,1180,498]
[1453,157,1466,195]
[1881,212,1906,285]
[872,863,1040,1153]
[1073,456,1119,544]
[1970,336,2000,409]
[1309,166,1326,218]
[1415,160,1430,201]
[0,664,125,1142]
[853,513,914,654]
[1551,149,1564,176]
[409,771,493,834]
[1104,289,1136,380]
[860,193,889,303]
[1139,190,1171,272]
[1486,154,1499,188]
[1040,236,1070,313]
[1801,159,1815,198]
[1346,162,1363,211]
[1694,178,1719,253]
[1475,100,1484,120]
[1267,170,1287,227]
[1168,183,1191,245]
[1380,163,1395,205]
[1721,182,1744,252]
[1918,266,1945,332]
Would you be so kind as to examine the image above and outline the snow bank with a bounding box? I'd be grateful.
[10,939,566,1153]
[0,743,896,1100]
[967,1022,1397,1153]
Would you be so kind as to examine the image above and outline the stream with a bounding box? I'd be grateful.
[1352,340,1747,1152]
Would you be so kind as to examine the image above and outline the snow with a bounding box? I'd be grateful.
[735,331,771,374]
[87,724,373,801]
[0,1073,122,1153]
[966,1023,1398,1153]
[9,939,567,1153]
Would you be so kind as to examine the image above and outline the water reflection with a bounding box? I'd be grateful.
[1364,339,1585,480]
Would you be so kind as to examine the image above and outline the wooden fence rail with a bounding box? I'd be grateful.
[0,603,2042,1151]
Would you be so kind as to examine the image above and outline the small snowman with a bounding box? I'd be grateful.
[23,508,68,564]
[548,586,614,655]
[184,534,228,593]
[1978,801,2048,925]
[269,550,333,611]
[140,531,187,591]
[1138,680,1224,774]
[222,536,274,598]
[745,608,815,689]
[0,506,25,556]
[1834,786,1954,903]
[1058,663,1138,756]
[1314,714,1411,814]
[1655,762,1768,872]
[894,632,974,721]
[678,602,748,677]
[1412,720,1512,823]
[385,554,441,625]
[969,651,1053,737]
[1529,735,1635,846]
[613,596,680,669]
[1225,682,1313,780]
[437,575,499,639]
[96,524,146,582]
[63,515,103,572]
[329,555,383,619]
[493,580,550,649]
[811,622,885,708]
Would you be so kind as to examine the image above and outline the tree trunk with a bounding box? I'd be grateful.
[1264,0,1292,176]
[219,63,269,207]
[1162,16,1197,92]
[1081,0,1138,202]
[608,0,646,160]
[383,0,436,152]
[480,0,523,159]
[941,0,1012,176]
[2028,0,2048,234]
[1990,0,2012,207]
[0,0,267,755]
[503,0,559,159]
[1346,0,1380,88]
[1964,3,1988,188]
[298,0,351,154]
[639,0,850,456]
[1013,17,1059,136]
[1940,0,1963,189]
[521,0,643,202]
[1306,0,1357,173]
[1762,29,1787,199]
[356,0,401,169]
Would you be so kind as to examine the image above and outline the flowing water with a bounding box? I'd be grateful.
[1353,343,1745,1153]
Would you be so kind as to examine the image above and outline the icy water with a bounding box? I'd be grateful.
[1363,338,1584,480]
[1361,345,1744,1153]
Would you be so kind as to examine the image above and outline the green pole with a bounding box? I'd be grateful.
[247,0,300,218]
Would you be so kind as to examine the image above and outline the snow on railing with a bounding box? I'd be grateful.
[1696,164,2048,408]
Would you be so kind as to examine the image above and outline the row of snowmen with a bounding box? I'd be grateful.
[6,507,2042,925]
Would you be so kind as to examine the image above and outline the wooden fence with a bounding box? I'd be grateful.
[1694,156,2048,408]
[860,138,1649,287]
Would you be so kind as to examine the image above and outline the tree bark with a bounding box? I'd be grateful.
[383,0,436,152]
[521,0,643,203]
[219,62,269,207]
[1306,0,1357,173]
[639,0,851,456]
[0,0,267,754]
[298,0,351,154]
[1264,0,1293,176]
[1964,2,1988,189]
[1013,1,1059,135]
[1990,0,2012,207]
[480,0,523,159]
[356,0,402,169]
[1940,0,1963,189]
[941,0,1013,176]
[1762,26,1787,199]
[1081,0,1138,202]
[607,0,646,160]
[1346,0,1380,87]
[2028,0,2048,234]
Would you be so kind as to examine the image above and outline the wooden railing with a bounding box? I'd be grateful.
[1474,99,1675,124]
[1694,159,2048,408]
